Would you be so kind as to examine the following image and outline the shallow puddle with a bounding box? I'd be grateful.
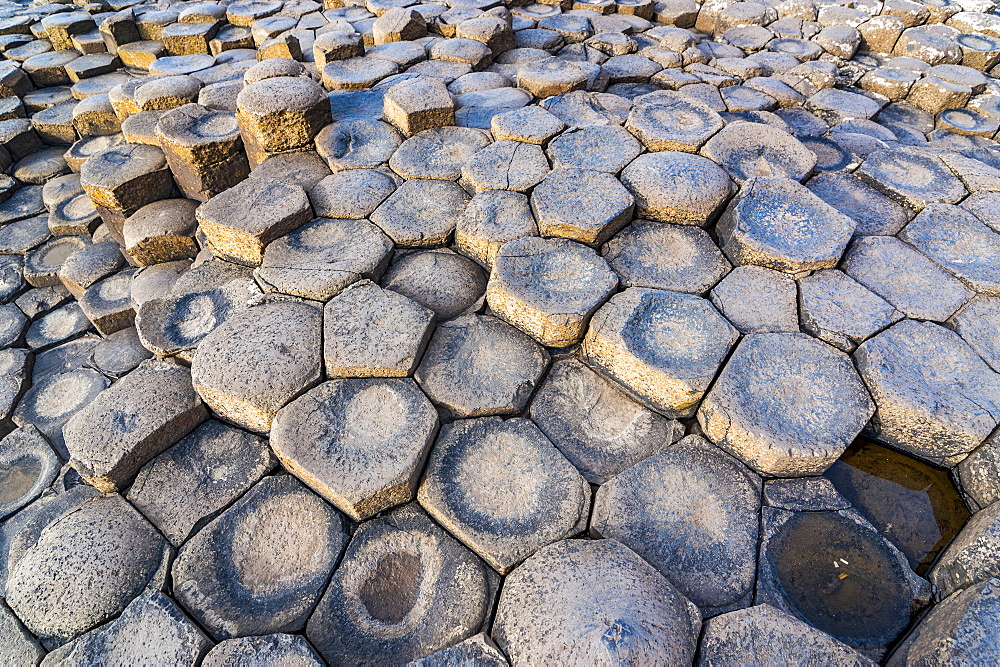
[823,438,970,575]
[0,456,42,507]
[768,511,913,647]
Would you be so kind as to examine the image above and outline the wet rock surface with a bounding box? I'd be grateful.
[0,0,998,662]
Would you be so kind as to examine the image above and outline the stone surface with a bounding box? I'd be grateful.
[493,538,701,664]
[380,248,487,321]
[530,167,634,245]
[272,378,438,521]
[929,500,1000,600]
[593,435,761,615]
[191,300,322,433]
[306,504,494,665]
[370,178,470,247]
[619,151,733,225]
[0,425,59,521]
[699,333,875,476]
[418,416,589,573]
[582,287,738,418]
[172,475,348,640]
[455,189,538,268]
[203,634,323,667]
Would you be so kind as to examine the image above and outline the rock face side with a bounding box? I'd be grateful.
[5,494,172,649]
[0,598,44,666]
[63,360,207,492]
[492,538,701,665]
[306,504,494,665]
[171,475,348,640]
[190,300,322,433]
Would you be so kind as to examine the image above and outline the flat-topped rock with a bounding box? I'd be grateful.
[408,634,507,667]
[315,118,402,172]
[0,426,59,521]
[546,124,641,174]
[619,151,733,225]
[415,314,549,418]
[461,139,550,193]
[0,599,44,667]
[592,435,761,615]
[256,217,393,301]
[487,236,617,347]
[806,172,911,237]
[456,189,538,268]
[389,125,491,180]
[418,416,589,573]
[530,167,634,245]
[127,420,275,547]
[5,494,171,649]
[203,634,323,667]
[41,591,212,666]
[854,319,1000,467]
[155,103,249,201]
[370,178,469,247]
[799,269,904,352]
[382,76,455,136]
[380,248,487,321]
[901,203,1000,296]
[235,76,331,164]
[123,198,199,267]
[191,300,322,433]
[699,333,875,476]
[493,538,700,664]
[13,368,109,460]
[625,91,724,152]
[307,169,396,220]
[196,177,312,266]
[272,378,438,521]
[582,287,738,418]
[929,500,1000,600]
[306,504,494,664]
[856,147,967,211]
[172,475,347,640]
[700,604,876,666]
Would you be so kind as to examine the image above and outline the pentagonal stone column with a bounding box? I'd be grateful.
[155,103,250,201]
[492,539,701,664]
[190,300,322,433]
[582,287,738,418]
[235,76,331,166]
[171,475,348,639]
[699,333,875,476]
[418,416,589,573]
[487,236,618,347]
[195,177,312,266]
[79,144,175,245]
[272,378,437,521]
[415,314,549,418]
[530,168,634,245]
[592,435,761,615]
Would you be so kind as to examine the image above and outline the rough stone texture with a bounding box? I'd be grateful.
[856,147,967,211]
[415,314,549,418]
[699,604,876,666]
[456,189,538,268]
[306,504,494,665]
[203,634,323,667]
[530,167,634,246]
[592,435,761,615]
[493,538,701,665]
[382,76,455,137]
[5,494,171,649]
[370,178,469,247]
[699,333,875,476]
[235,76,330,165]
[619,151,733,225]
[901,203,1000,296]
[380,249,487,321]
[418,416,589,574]
[126,420,275,547]
[256,217,393,301]
[582,287,738,418]
[806,172,911,237]
[123,198,199,267]
[0,598,44,667]
[626,91,724,152]
[0,425,59,521]
[172,475,348,640]
[12,368,109,460]
[271,378,438,521]
[799,269,904,352]
[487,236,618,347]
[928,500,1000,600]
[190,300,322,433]
[854,319,1000,467]
[700,121,817,183]
[41,591,212,666]
[408,634,508,667]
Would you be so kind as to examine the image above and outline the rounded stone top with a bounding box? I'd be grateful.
[243,58,307,86]
[620,151,734,225]
[79,144,168,192]
[237,76,328,116]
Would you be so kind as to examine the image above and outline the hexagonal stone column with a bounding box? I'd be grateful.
[235,76,331,166]
[172,475,348,640]
[699,333,875,476]
[619,151,733,226]
[928,500,1000,601]
[592,435,761,615]
[155,102,250,201]
[306,504,495,664]
[63,360,208,493]
[418,417,589,573]
[370,178,469,247]
[487,236,618,347]
[382,76,455,137]
[700,604,877,665]
[700,122,818,183]
[40,592,211,666]
[625,91,724,152]
[204,634,323,666]
[530,167,634,246]
[5,494,171,649]
[126,420,276,547]
[414,314,549,418]
[493,539,701,664]
[272,378,438,521]
[195,177,312,266]
[323,280,434,378]
[853,320,1000,467]
[582,287,738,418]
[716,177,855,274]
[530,358,682,484]
[855,146,966,212]
[191,300,322,433]
[0,426,59,521]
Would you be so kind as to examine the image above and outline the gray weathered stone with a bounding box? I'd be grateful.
[381,249,487,321]
[856,147,967,211]
[370,178,470,247]
[546,125,641,173]
[455,189,538,268]
[308,169,396,220]
[806,172,911,237]
[619,151,733,225]
[625,91,724,152]
[389,126,491,180]
[235,76,330,165]
[172,475,348,640]
[901,203,1000,296]
[700,121,817,183]
[0,425,59,521]
[530,167,634,245]
[203,634,323,667]
[929,500,1000,600]
[407,634,507,667]
[0,598,44,667]
[13,368,109,460]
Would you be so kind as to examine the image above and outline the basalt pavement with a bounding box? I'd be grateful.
[1,0,1000,663]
